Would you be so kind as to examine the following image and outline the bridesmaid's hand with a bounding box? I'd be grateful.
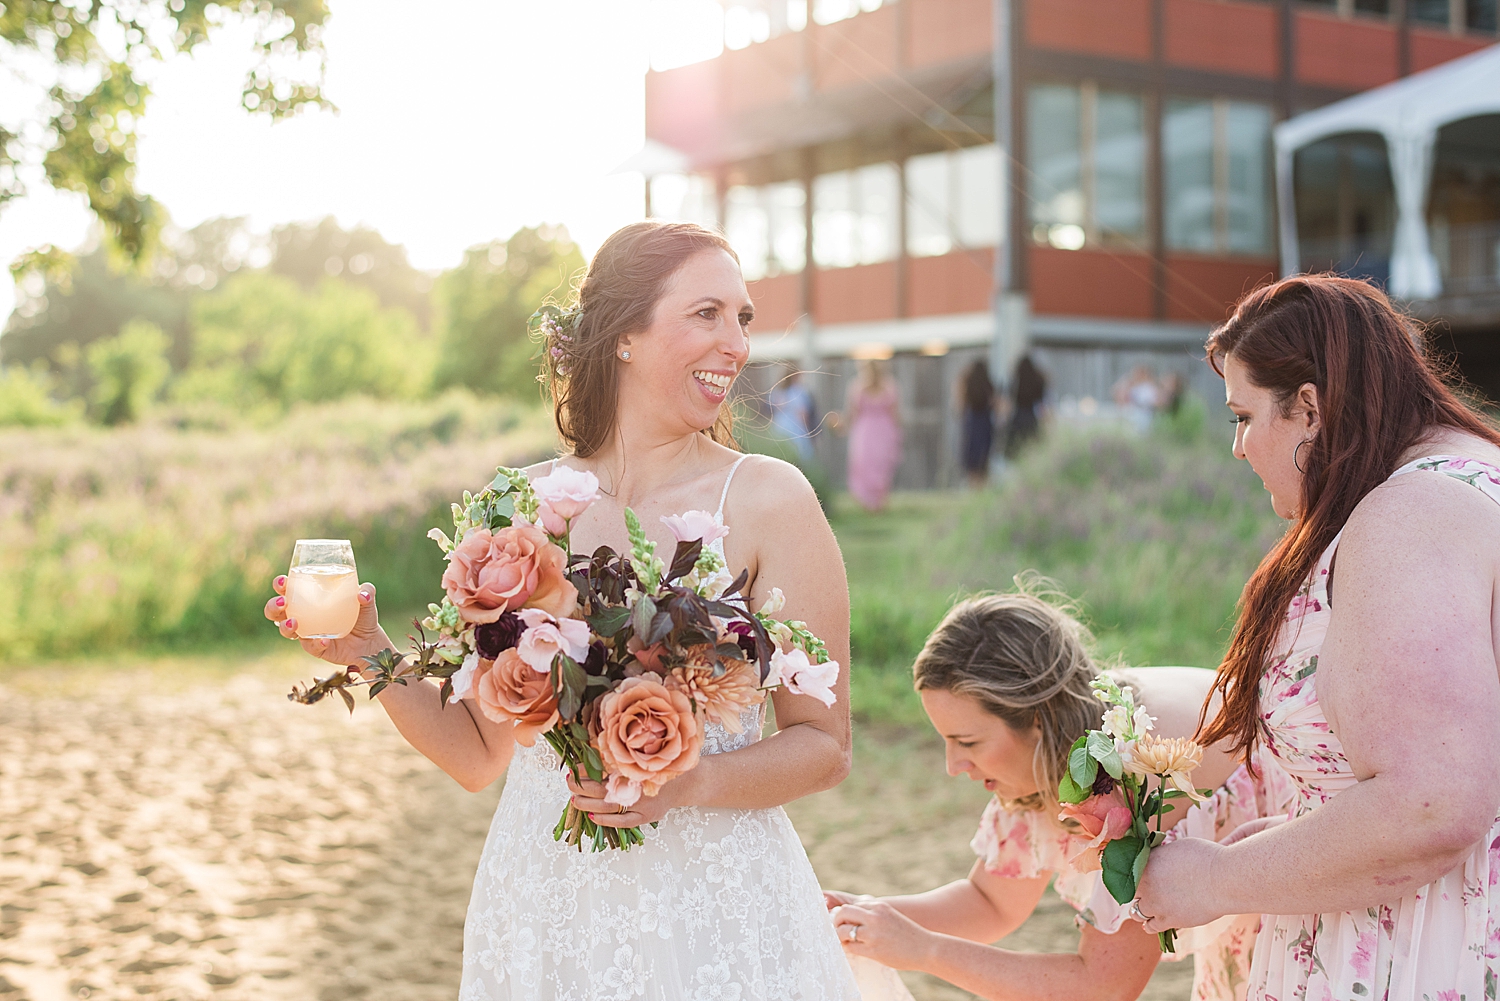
[823,890,874,910]
[264,576,394,667]
[565,772,678,829]
[830,900,934,971]
[1132,836,1227,935]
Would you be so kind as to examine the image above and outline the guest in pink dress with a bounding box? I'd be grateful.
[846,359,902,511]
[1134,275,1500,1001]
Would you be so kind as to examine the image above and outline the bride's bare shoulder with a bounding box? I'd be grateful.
[726,453,821,523]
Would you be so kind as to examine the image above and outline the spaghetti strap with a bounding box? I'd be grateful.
[549,458,559,473]
[715,455,750,520]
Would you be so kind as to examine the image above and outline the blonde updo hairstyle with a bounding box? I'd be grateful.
[540,221,741,458]
[912,585,1103,816]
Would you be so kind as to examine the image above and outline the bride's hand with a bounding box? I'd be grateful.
[264,576,394,667]
[565,773,677,829]
[823,890,876,910]
[830,901,934,971]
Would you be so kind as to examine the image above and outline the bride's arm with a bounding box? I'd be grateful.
[580,457,852,821]
[267,581,516,792]
[676,457,853,808]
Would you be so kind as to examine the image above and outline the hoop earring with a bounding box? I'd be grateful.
[1294,439,1311,474]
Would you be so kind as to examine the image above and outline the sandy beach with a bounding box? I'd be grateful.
[0,654,1191,1001]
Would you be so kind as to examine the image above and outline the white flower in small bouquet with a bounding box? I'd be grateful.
[1055,676,1208,954]
[289,464,840,852]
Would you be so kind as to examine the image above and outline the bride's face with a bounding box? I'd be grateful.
[616,249,752,434]
[920,688,1043,800]
[1223,354,1320,521]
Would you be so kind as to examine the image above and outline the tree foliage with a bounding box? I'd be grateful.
[87,318,170,424]
[177,271,425,409]
[266,217,433,328]
[433,226,583,399]
[1,0,332,261]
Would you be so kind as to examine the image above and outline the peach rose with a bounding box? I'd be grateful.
[596,676,702,807]
[1057,788,1133,872]
[475,649,559,746]
[441,523,577,624]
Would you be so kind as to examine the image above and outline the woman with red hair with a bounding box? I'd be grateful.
[1134,275,1500,999]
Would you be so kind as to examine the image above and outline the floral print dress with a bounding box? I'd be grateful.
[1250,456,1500,1001]
[973,742,1297,1001]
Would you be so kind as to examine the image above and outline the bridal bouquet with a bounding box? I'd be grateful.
[1055,677,1208,953]
[289,465,840,852]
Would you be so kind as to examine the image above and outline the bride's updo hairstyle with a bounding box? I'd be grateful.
[541,221,741,458]
[912,587,1101,815]
[1199,274,1500,757]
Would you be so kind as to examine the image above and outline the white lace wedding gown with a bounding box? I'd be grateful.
[458,458,863,1001]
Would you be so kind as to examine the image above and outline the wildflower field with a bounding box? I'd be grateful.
[0,401,1283,1001]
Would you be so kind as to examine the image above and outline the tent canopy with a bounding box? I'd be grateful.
[1273,44,1500,298]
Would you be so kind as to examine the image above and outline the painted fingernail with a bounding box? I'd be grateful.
[275,575,286,588]
[359,590,371,602]
[274,596,285,607]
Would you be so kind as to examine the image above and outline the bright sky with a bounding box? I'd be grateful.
[0,0,731,326]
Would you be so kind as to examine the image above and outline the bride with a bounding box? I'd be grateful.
[265,221,861,999]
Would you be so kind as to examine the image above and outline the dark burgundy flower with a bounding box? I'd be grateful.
[725,619,757,659]
[475,611,524,660]
[1091,770,1117,797]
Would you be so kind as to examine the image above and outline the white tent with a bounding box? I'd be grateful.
[1274,44,1500,299]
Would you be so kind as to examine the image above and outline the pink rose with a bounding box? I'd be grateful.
[772,646,839,707]
[515,608,591,673]
[474,650,559,746]
[660,510,729,547]
[440,524,577,624]
[1057,789,1133,872]
[531,466,601,537]
[596,676,703,806]
[626,635,669,674]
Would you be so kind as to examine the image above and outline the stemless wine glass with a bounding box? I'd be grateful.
[285,539,360,640]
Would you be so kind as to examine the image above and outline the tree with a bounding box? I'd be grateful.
[267,217,433,328]
[1,0,331,262]
[177,271,426,409]
[87,318,170,424]
[433,226,584,399]
[0,363,80,426]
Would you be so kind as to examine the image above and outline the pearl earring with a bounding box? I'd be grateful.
[621,351,631,360]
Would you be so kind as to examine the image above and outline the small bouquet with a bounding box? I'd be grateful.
[1055,677,1208,953]
[289,464,840,852]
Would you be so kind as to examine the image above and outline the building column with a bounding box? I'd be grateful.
[800,147,818,371]
[1149,0,1167,320]
[991,0,1030,388]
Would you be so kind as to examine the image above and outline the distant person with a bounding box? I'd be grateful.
[1159,371,1186,417]
[1113,365,1161,434]
[846,359,902,511]
[1004,353,1047,457]
[769,365,817,462]
[958,359,996,487]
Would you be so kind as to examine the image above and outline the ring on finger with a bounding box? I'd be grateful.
[616,803,627,815]
[846,925,858,943]
[1130,902,1155,923]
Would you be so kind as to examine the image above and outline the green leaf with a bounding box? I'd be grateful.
[648,609,675,645]
[1132,840,1151,886]
[558,655,587,721]
[631,595,657,643]
[587,605,632,636]
[1069,742,1099,790]
[1087,731,1123,779]
[1058,771,1091,804]
[583,745,604,782]
[1101,835,1144,904]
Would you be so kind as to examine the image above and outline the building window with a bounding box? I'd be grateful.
[813,163,899,268]
[1302,0,1394,17]
[1027,82,1146,250]
[725,182,807,281]
[905,143,1001,258]
[1410,0,1496,31]
[1165,98,1274,255]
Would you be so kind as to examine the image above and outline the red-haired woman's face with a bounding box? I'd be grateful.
[616,249,752,437]
[1224,353,1320,520]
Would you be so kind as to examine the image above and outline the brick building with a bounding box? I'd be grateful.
[642,0,1497,487]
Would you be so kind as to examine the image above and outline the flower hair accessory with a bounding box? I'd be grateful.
[531,303,583,381]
